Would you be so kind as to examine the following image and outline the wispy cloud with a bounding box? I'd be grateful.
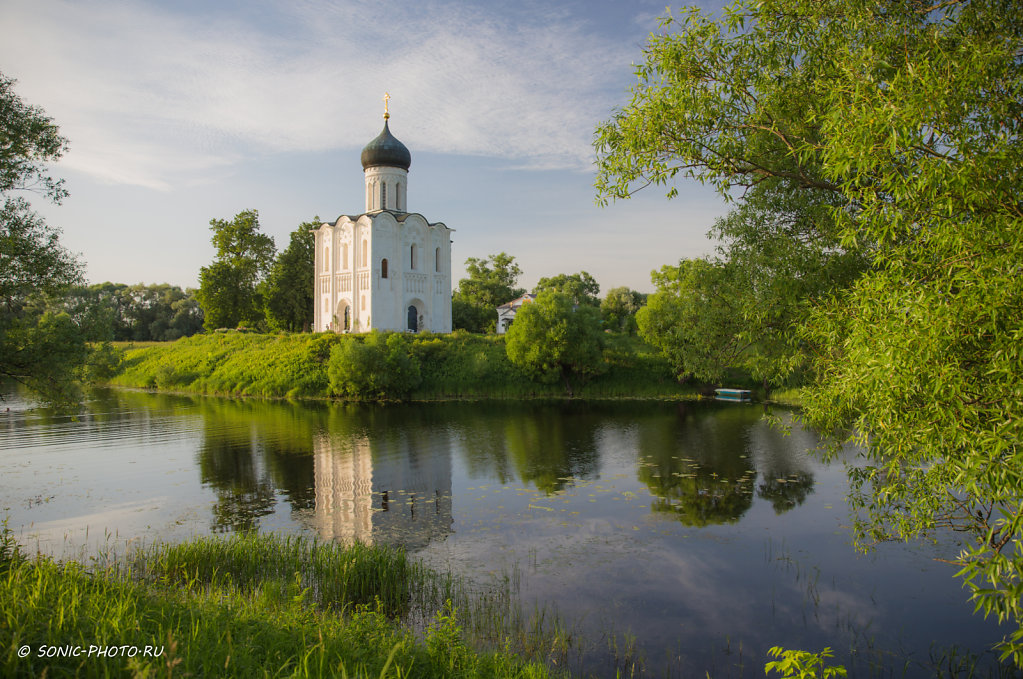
[1,0,635,190]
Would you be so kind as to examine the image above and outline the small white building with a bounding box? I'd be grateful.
[313,102,453,333]
[495,293,536,334]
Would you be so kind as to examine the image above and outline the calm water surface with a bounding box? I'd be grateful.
[0,388,1011,677]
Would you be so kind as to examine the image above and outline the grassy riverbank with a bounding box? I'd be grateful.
[1,529,566,678]
[108,331,701,401]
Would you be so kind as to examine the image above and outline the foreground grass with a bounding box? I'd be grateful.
[0,530,564,678]
[109,331,698,401]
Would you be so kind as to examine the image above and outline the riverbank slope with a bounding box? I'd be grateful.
[108,331,704,400]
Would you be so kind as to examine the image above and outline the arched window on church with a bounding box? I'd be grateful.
[410,244,417,270]
[397,183,404,211]
[435,247,440,272]
[323,246,329,272]
[381,182,387,210]
[381,258,388,279]
[361,295,366,311]
[362,239,368,268]
[343,243,349,270]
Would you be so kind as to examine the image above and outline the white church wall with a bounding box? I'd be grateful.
[370,215,399,332]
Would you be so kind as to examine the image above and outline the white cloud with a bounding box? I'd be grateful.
[0,0,635,190]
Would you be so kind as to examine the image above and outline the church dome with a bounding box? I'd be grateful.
[360,120,411,171]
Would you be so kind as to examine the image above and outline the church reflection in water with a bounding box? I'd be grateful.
[307,432,453,550]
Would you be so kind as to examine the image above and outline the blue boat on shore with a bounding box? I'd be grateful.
[715,388,752,402]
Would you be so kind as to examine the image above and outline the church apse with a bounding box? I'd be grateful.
[307,428,454,550]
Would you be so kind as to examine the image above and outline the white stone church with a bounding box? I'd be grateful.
[313,102,453,333]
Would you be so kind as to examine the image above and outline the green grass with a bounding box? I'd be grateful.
[108,330,699,401]
[1,529,565,678]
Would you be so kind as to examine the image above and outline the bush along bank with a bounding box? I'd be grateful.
[109,330,699,401]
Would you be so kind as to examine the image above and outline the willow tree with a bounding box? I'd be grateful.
[505,291,604,396]
[595,0,1023,660]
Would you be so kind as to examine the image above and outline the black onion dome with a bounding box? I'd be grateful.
[360,120,411,170]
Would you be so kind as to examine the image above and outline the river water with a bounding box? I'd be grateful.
[0,388,1011,677]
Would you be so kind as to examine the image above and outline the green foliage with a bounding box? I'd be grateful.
[637,258,745,385]
[59,282,203,342]
[451,296,496,336]
[0,72,68,201]
[532,271,600,307]
[600,286,645,335]
[426,602,473,673]
[505,291,605,396]
[0,518,25,575]
[196,209,275,331]
[81,341,121,383]
[597,0,1023,662]
[451,252,524,333]
[0,72,88,406]
[593,2,839,203]
[327,331,422,400]
[637,185,866,390]
[263,220,316,332]
[765,646,847,678]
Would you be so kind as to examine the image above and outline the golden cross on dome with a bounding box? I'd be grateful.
[383,92,391,119]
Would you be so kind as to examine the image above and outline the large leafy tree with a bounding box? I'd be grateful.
[196,210,275,331]
[595,0,1023,660]
[505,291,604,396]
[451,252,524,333]
[262,220,316,332]
[0,72,87,403]
[532,271,600,307]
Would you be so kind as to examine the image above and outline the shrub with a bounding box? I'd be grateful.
[327,331,422,400]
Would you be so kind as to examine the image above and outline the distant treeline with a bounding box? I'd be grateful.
[59,282,204,342]
[109,330,700,401]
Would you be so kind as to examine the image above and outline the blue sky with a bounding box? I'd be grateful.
[1,0,728,294]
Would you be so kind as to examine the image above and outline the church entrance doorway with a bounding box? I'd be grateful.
[336,300,351,333]
[407,305,418,332]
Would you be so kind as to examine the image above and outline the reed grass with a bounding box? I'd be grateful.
[1,529,566,678]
